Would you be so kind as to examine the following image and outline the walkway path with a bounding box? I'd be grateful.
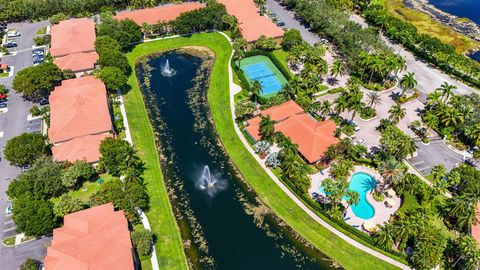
[222,33,410,269]
[116,90,159,270]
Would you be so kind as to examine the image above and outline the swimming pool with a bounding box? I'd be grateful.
[319,172,377,219]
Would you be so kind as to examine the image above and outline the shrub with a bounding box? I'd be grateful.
[282,29,303,51]
[53,194,85,217]
[254,36,277,51]
[98,138,142,177]
[49,13,68,24]
[265,152,281,168]
[61,161,96,189]
[19,258,40,270]
[131,228,153,256]
[33,35,50,46]
[97,66,127,90]
[360,107,376,119]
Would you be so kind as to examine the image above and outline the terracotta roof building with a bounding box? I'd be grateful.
[50,18,98,73]
[49,76,113,163]
[44,203,134,270]
[246,100,338,163]
[472,202,480,246]
[114,2,206,25]
[218,0,284,43]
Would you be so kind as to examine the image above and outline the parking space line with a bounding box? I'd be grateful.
[411,160,425,166]
[3,227,16,233]
[5,220,14,225]
[0,131,4,138]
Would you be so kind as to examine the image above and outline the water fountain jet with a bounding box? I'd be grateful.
[161,59,177,77]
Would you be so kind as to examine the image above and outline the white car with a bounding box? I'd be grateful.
[5,205,12,215]
[7,31,20,38]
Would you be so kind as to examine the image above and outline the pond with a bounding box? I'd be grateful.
[136,50,338,270]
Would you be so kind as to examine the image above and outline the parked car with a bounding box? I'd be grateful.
[5,205,12,215]
[0,103,7,108]
[0,94,7,99]
[276,21,285,27]
[3,41,17,48]
[0,98,7,102]
[7,31,20,38]
[39,99,49,105]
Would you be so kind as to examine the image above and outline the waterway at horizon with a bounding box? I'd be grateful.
[136,50,337,270]
[428,0,480,62]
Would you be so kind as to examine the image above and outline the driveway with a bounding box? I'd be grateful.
[0,20,49,269]
[408,139,465,175]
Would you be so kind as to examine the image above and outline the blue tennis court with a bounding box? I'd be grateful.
[242,62,283,96]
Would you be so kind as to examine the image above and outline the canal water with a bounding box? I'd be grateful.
[135,50,337,270]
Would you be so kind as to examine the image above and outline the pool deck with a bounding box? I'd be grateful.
[308,165,401,231]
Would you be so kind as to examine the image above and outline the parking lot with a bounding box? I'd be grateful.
[0,20,50,270]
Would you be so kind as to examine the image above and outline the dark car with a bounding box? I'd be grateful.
[3,42,17,48]
[39,99,49,105]
[0,103,7,108]
[0,98,7,102]
[276,21,285,27]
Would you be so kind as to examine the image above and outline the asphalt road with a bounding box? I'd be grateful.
[0,20,50,270]
[348,14,478,97]
[409,139,465,175]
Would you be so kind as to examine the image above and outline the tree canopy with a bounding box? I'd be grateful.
[97,66,128,90]
[12,62,63,99]
[13,194,56,237]
[3,133,50,166]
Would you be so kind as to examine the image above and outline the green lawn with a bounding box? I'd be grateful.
[0,72,9,78]
[2,236,15,246]
[51,174,116,204]
[125,32,400,270]
[36,26,47,35]
[271,49,291,74]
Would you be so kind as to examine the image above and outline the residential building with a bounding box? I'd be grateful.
[50,18,98,75]
[246,100,338,164]
[114,2,206,25]
[218,0,284,44]
[48,76,113,163]
[44,203,135,270]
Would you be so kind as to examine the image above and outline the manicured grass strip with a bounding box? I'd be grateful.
[125,33,400,270]
[271,49,291,74]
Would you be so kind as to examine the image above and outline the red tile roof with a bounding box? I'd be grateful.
[114,2,206,25]
[50,18,96,58]
[218,0,284,42]
[54,52,99,73]
[52,134,113,163]
[44,203,134,270]
[48,76,112,144]
[245,101,338,163]
[472,203,480,246]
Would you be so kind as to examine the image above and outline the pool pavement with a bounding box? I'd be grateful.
[309,166,401,231]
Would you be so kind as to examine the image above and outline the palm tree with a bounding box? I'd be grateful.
[378,159,403,194]
[348,99,364,121]
[331,60,347,78]
[366,92,382,109]
[251,80,262,104]
[453,235,480,269]
[368,56,383,84]
[320,100,333,118]
[259,115,276,141]
[346,190,360,211]
[281,149,301,179]
[388,104,406,124]
[436,82,457,103]
[374,224,395,250]
[391,217,414,250]
[334,94,348,114]
[439,107,463,127]
[399,72,417,97]
[426,90,442,106]
[446,194,478,231]
[422,112,439,130]
[465,123,480,146]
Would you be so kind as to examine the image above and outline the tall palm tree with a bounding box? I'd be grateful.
[422,112,439,130]
[388,104,406,124]
[426,90,443,106]
[436,82,457,103]
[259,115,276,141]
[346,190,360,211]
[368,56,383,84]
[439,107,463,127]
[465,123,480,146]
[446,194,478,231]
[251,80,262,104]
[334,94,348,114]
[374,224,395,250]
[399,72,417,97]
[320,100,333,118]
[331,60,347,78]
[378,159,403,194]
[281,149,301,179]
[366,92,382,109]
